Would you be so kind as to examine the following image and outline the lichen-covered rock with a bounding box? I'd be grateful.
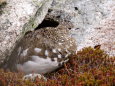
[0,0,53,64]
[51,0,115,56]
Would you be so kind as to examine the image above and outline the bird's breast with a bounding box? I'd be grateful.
[16,47,70,74]
[17,56,59,74]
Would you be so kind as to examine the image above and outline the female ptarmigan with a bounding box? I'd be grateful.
[3,16,77,74]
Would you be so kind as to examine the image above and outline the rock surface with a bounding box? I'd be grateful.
[0,0,53,64]
[0,0,115,65]
[51,0,115,56]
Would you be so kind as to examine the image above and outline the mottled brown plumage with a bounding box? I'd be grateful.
[3,15,77,74]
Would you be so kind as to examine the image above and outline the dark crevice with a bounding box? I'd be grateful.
[48,9,53,13]
[74,7,78,10]
[56,15,61,18]
[75,28,80,30]
[68,28,71,30]
[25,31,32,35]
[35,18,59,30]
[94,45,101,49]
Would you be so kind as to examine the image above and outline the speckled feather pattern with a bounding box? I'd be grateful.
[4,15,77,74]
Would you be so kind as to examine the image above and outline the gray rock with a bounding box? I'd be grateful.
[0,0,115,66]
[0,0,53,64]
[50,0,115,56]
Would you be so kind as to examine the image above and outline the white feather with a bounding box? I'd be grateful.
[20,48,29,56]
[45,50,49,56]
[34,48,42,53]
[58,54,62,58]
[52,49,57,53]
[17,56,59,74]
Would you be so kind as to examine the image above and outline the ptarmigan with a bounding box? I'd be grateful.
[3,15,77,74]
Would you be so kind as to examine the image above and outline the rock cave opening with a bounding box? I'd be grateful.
[35,18,59,30]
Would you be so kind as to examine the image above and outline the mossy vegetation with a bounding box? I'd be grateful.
[0,47,115,86]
